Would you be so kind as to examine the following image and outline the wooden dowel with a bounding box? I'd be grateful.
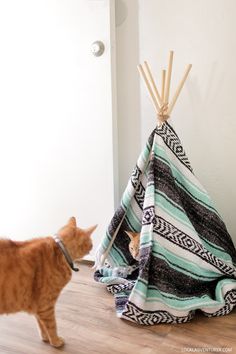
[167,64,192,115]
[100,213,126,266]
[137,64,160,114]
[143,61,162,107]
[161,69,166,103]
[164,50,174,106]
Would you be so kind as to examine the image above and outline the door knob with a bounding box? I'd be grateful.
[91,41,105,57]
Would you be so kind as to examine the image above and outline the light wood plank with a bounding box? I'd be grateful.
[0,263,235,354]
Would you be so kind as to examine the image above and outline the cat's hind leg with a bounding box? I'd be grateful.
[37,307,65,348]
[35,315,49,343]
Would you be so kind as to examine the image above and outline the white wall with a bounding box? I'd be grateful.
[115,0,141,197]
[116,0,236,242]
[0,1,116,260]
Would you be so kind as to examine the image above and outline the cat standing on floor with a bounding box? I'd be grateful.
[0,217,96,348]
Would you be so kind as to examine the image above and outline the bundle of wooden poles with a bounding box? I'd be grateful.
[137,51,192,125]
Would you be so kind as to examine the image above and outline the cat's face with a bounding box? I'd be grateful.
[58,217,97,261]
[125,231,140,260]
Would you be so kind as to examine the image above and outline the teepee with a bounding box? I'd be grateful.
[94,51,236,325]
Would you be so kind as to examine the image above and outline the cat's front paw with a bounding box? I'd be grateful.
[51,336,65,348]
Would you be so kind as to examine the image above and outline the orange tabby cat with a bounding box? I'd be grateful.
[125,231,140,260]
[0,217,96,348]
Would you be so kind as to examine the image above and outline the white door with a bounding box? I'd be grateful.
[0,0,117,260]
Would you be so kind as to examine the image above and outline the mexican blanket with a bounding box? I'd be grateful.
[94,122,236,325]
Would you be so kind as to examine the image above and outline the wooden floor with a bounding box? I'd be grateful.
[0,263,236,354]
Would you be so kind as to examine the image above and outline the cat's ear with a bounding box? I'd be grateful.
[125,231,139,239]
[84,224,97,236]
[125,231,132,239]
[68,217,77,228]
[125,231,134,239]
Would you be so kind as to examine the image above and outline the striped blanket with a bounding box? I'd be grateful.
[94,122,236,325]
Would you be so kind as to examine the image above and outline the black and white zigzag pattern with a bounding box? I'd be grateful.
[131,165,142,189]
[154,216,236,276]
[156,123,193,173]
[134,183,145,210]
[107,282,135,295]
[122,289,236,325]
[203,290,236,317]
[122,301,195,325]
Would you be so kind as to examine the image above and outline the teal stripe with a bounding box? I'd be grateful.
[109,248,127,266]
[144,183,195,233]
[215,279,236,301]
[133,278,236,310]
[122,184,135,208]
[201,238,233,263]
[140,231,233,267]
[125,204,141,231]
[154,191,196,232]
[142,183,230,262]
[144,188,231,264]
[153,143,219,215]
[101,230,130,266]
[151,241,221,280]
[154,142,203,196]
[140,232,153,246]
[154,191,229,260]
[104,238,127,266]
